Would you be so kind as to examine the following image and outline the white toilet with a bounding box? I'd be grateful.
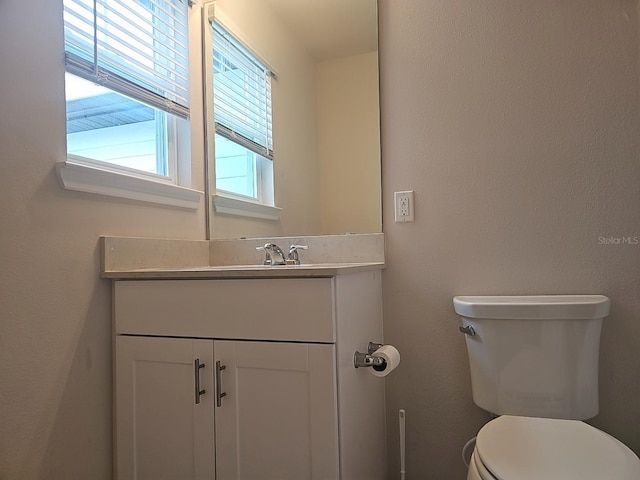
[453,295,640,480]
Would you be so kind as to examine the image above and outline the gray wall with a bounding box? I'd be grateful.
[1,0,639,479]
[0,1,205,478]
[379,1,640,478]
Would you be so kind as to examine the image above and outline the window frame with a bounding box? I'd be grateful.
[58,0,202,210]
[64,72,179,182]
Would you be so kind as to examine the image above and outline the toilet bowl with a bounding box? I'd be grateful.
[467,416,640,480]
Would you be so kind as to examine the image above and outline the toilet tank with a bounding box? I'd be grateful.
[453,295,610,420]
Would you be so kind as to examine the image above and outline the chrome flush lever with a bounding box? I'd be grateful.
[459,325,476,336]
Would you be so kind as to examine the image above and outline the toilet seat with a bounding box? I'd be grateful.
[473,415,640,480]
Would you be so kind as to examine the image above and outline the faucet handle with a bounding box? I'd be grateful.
[287,244,309,265]
[256,243,271,265]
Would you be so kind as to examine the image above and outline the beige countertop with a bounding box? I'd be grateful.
[102,262,385,279]
[100,233,385,279]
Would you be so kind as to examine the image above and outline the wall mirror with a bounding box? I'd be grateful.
[202,0,381,239]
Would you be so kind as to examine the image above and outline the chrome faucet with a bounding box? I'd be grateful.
[256,243,287,265]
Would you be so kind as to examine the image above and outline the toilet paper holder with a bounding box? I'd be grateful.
[354,341,385,369]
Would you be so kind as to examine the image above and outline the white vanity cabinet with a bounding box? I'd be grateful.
[213,340,338,480]
[115,336,215,480]
[112,270,386,480]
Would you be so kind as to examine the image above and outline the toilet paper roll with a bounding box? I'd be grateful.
[370,345,401,377]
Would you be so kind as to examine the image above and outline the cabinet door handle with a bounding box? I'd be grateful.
[194,359,206,405]
[215,360,227,407]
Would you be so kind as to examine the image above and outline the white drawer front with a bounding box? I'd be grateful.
[114,278,335,342]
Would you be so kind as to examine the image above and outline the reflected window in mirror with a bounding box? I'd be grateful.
[202,0,380,230]
[210,21,275,206]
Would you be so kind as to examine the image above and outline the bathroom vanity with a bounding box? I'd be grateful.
[104,235,387,480]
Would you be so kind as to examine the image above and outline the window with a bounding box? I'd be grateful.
[65,74,173,177]
[209,18,275,207]
[62,0,190,184]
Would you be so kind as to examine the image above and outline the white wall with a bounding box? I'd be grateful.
[317,51,382,234]
[379,1,640,478]
[0,1,205,478]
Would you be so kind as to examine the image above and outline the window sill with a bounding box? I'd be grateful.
[56,160,203,210]
[212,194,281,221]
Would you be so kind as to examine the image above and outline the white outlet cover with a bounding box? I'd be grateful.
[394,190,414,222]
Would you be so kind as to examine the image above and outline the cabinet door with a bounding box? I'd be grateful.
[115,336,215,480]
[214,341,339,480]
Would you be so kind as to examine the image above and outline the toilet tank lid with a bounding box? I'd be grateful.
[453,295,610,319]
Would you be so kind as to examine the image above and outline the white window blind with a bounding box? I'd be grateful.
[211,21,273,160]
[63,0,190,119]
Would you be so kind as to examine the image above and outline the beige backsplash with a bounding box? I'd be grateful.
[209,233,384,265]
[101,237,210,272]
[101,233,384,272]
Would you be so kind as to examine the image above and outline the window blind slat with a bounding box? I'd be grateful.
[63,0,190,116]
[106,0,188,62]
[65,52,189,119]
[95,25,189,103]
[211,21,272,155]
[213,82,268,121]
[214,42,262,73]
[63,1,95,60]
[213,65,266,106]
[214,105,270,137]
[214,94,271,142]
[215,123,274,160]
[146,0,189,31]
